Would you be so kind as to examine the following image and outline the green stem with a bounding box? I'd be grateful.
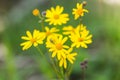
[38,14,44,31]
[65,64,73,80]
[36,46,44,56]
[55,58,65,79]
[65,72,69,80]
[41,20,44,31]
[48,52,62,79]
[60,67,64,79]
[36,47,61,79]
[82,69,85,80]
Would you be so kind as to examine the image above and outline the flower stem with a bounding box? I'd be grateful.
[36,47,44,57]
[82,69,85,80]
[36,46,44,56]
[38,14,44,31]
[41,20,44,31]
[48,52,62,79]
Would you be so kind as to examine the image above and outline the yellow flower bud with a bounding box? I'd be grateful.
[32,9,40,16]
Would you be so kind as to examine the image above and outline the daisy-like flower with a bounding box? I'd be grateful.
[72,3,88,20]
[66,48,77,64]
[70,25,92,48]
[62,24,86,35]
[59,57,67,69]
[20,29,45,50]
[45,5,69,25]
[59,48,77,69]
[32,9,40,16]
[62,25,76,35]
[46,34,69,60]
[43,26,59,38]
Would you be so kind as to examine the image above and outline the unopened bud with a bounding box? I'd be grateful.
[41,11,46,17]
[82,1,87,6]
[84,59,88,64]
[80,59,88,70]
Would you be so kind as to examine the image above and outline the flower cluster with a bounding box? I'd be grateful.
[20,2,92,79]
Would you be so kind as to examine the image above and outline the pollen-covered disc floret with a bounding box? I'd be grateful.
[72,3,88,20]
[70,24,92,48]
[20,29,45,50]
[45,5,69,25]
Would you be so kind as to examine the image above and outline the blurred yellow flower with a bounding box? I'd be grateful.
[46,35,69,60]
[59,57,67,69]
[72,3,88,20]
[20,29,45,50]
[45,5,69,25]
[66,48,77,64]
[32,9,40,16]
[70,25,92,48]
[44,26,59,38]
[59,48,77,69]
[62,25,76,35]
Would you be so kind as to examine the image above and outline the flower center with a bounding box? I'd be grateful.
[78,38,84,42]
[77,9,83,15]
[54,14,59,19]
[56,43,63,50]
[71,28,75,32]
[46,31,51,36]
[30,38,36,43]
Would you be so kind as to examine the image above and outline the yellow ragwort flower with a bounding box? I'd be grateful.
[62,25,83,35]
[59,57,67,69]
[72,3,88,20]
[66,48,77,64]
[45,5,69,25]
[70,25,92,48]
[63,25,75,35]
[46,34,69,60]
[59,48,77,69]
[43,26,59,38]
[32,9,40,16]
[20,29,45,50]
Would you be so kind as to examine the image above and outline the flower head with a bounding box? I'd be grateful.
[20,29,45,50]
[59,48,77,69]
[70,25,92,48]
[32,9,40,16]
[62,25,75,35]
[44,27,59,38]
[72,3,88,20]
[45,5,69,25]
[62,25,82,35]
[46,34,69,60]
[66,48,77,64]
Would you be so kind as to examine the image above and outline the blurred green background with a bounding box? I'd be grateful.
[0,0,120,80]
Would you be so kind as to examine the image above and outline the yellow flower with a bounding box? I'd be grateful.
[45,5,69,25]
[46,34,69,60]
[63,24,85,35]
[70,25,92,48]
[59,48,77,69]
[72,3,88,20]
[62,25,75,35]
[20,29,45,50]
[59,57,67,69]
[44,26,59,38]
[32,9,40,16]
[66,48,77,64]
